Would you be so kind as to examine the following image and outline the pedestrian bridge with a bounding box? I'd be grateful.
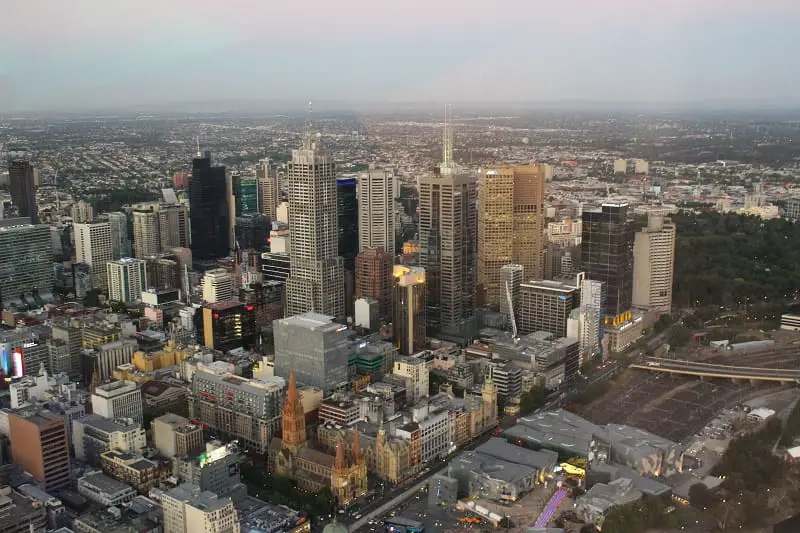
[630,357,800,383]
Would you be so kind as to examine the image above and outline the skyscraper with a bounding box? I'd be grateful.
[518,279,580,337]
[285,113,345,320]
[392,265,426,356]
[189,151,230,261]
[257,158,280,221]
[358,169,395,253]
[632,215,676,313]
[106,212,130,259]
[355,247,393,320]
[418,108,476,334]
[106,258,148,303]
[158,203,190,249]
[75,221,113,290]
[0,221,54,307]
[8,159,38,223]
[477,164,546,305]
[234,175,259,216]
[337,177,359,272]
[132,210,160,258]
[581,203,634,322]
[9,411,71,491]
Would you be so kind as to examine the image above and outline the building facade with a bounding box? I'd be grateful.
[8,159,37,223]
[358,169,395,253]
[355,247,393,321]
[0,222,54,308]
[632,215,676,314]
[106,258,148,303]
[392,265,426,356]
[518,280,580,338]
[9,411,71,491]
[75,221,113,290]
[132,210,160,258]
[189,151,230,261]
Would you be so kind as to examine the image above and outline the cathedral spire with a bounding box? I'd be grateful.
[334,438,347,469]
[352,429,361,462]
[287,368,299,408]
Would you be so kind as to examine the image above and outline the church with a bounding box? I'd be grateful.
[268,369,368,505]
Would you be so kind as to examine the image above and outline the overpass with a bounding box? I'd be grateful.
[630,357,800,383]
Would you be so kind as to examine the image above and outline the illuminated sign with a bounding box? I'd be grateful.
[12,350,24,378]
[22,342,37,348]
[1,348,7,374]
[199,445,231,467]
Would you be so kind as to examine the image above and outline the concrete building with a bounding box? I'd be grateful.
[9,411,71,491]
[613,159,627,175]
[73,415,146,464]
[355,247,393,321]
[0,485,48,533]
[201,269,234,303]
[785,198,800,222]
[74,221,113,290]
[132,210,160,259]
[575,278,604,361]
[188,370,286,454]
[285,128,345,321]
[0,222,55,308]
[100,449,167,494]
[392,265,426,356]
[575,478,642,531]
[393,357,429,404]
[91,380,143,425]
[633,159,649,175]
[632,215,676,314]
[105,212,130,259]
[358,169,395,253]
[152,413,204,459]
[106,258,148,303]
[518,280,580,338]
[257,158,280,220]
[70,200,94,223]
[172,441,244,498]
[499,264,524,328]
[198,301,257,352]
[8,159,37,223]
[158,204,190,249]
[162,484,239,533]
[273,313,350,394]
[477,165,547,305]
[77,471,137,507]
[83,338,137,383]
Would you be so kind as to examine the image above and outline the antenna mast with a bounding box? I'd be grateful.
[304,100,314,149]
[442,104,454,169]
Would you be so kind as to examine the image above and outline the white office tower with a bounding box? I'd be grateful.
[70,200,94,223]
[276,202,289,224]
[162,484,239,533]
[132,210,160,258]
[632,215,676,313]
[74,221,113,290]
[201,269,234,303]
[613,159,628,175]
[577,277,604,362]
[106,258,148,303]
[257,158,280,220]
[285,114,345,320]
[358,168,395,253]
[106,212,130,259]
[158,203,190,249]
[91,380,143,425]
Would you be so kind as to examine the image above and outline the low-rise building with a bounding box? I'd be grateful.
[77,471,137,507]
[100,450,169,494]
[575,478,642,531]
[73,415,146,464]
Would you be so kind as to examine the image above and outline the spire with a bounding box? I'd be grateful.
[334,438,346,469]
[442,104,454,169]
[287,368,299,407]
[352,428,361,462]
[303,100,314,150]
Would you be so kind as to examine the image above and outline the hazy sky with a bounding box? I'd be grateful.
[2,0,799,111]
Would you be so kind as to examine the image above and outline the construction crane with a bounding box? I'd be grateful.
[505,280,518,342]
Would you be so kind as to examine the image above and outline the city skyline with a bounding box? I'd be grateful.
[2,0,800,112]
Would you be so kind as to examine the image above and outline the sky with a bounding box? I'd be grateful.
[1,0,799,112]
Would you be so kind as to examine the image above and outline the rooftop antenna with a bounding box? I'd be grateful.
[442,104,454,169]
[195,136,201,157]
[304,100,314,149]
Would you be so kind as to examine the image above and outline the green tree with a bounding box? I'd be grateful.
[688,483,713,509]
[519,386,545,415]
[667,324,692,347]
[83,288,102,308]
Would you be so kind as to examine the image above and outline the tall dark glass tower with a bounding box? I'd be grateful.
[581,203,634,320]
[234,176,259,216]
[336,177,359,272]
[8,159,37,223]
[189,151,230,261]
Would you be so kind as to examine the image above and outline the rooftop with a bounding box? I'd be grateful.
[79,471,135,496]
[276,312,342,332]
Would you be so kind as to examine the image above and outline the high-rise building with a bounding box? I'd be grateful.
[132,210,160,258]
[8,159,37,223]
[146,256,181,291]
[106,212,130,259]
[106,258,147,303]
[158,204,190,249]
[613,159,628,175]
[634,159,649,175]
[577,277,604,361]
[234,176,259,216]
[162,484,239,533]
[234,214,270,251]
[201,269,234,303]
[197,301,257,352]
[285,122,345,319]
[152,413,204,459]
[358,169,395,253]
[337,176,359,317]
[273,313,350,394]
[581,203,634,322]
[632,215,676,313]
[518,280,580,338]
[9,410,71,491]
[499,264,524,328]
[91,380,143,425]
[355,247,393,320]
[418,116,476,335]
[477,164,546,305]
[70,200,94,224]
[0,221,54,307]
[257,158,280,220]
[189,151,230,261]
[392,265,426,356]
[75,221,113,290]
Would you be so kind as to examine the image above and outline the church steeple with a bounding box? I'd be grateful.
[334,438,347,470]
[352,429,361,463]
[281,369,307,450]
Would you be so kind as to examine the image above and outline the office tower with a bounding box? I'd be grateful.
[162,484,239,533]
[132,210,160,258]
[477,164,546,306]
[613,159,628,175]
[8,159,37,223]
[198,302,257,352]
[201,269,234,303]
[106,258,147,303]
[91,380,143,425]
[146,257,181,291]
[235,214,270,251]
[634,159,649,175]
[392,265,426,356]
[75,220,113,290]
[418,112,476,335]
[158,203,190,249]
[337,176,358,318]
[106,212,130,259]
[358,169,395,253]
[632,215,676,313]
[234,176,259,216]
[189,151,230,261]
[0,221,54,307]
[273,313,350,394]
[355,247,392,320]
[257,158,280,220]
[9,411,71,491]
[393,356,429,403]
[499,264,524,327]
[285,121,345,320]
[70,200,95,223]
[581,203,634,322]
[577,277,604,361]
[152,413,204,459]
[518,280,580,337]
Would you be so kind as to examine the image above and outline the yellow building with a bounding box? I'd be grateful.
[131,340,192,372]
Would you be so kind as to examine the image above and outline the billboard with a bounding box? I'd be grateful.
[12,349,24,378]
